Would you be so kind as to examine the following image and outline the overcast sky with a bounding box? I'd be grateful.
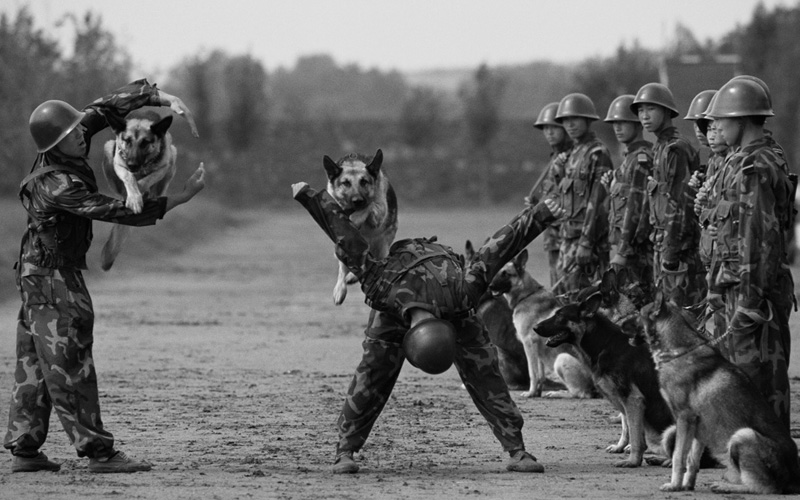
[5,0,795,77]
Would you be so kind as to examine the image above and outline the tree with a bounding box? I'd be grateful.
[399,86,446,150]
[459,64,508,205]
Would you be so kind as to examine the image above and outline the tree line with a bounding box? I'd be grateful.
[0,3,797,206]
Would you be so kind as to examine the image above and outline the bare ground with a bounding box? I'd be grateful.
[0,205,798,500]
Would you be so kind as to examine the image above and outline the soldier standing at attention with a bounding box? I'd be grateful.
[525,102,572,287]
[552,93,612,297]
[631,83,706,311]
[704,77,794,430]
[602,94,654,294]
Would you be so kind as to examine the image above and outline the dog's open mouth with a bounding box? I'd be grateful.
[544,331,571,347]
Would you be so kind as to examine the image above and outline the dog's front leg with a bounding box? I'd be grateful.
[333,260,349,305]
[661,412,697,491]
[617,387,646,467]
[114,162,144,213]
[681,437,704,490]
[518,335,541,397]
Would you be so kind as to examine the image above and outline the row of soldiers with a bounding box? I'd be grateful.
[527,76,795,430]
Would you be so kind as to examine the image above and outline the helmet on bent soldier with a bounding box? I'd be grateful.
[402,318,457,375]
[29,100,85,153]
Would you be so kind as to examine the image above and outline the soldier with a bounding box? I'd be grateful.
[292,182,564,475]
[704,77,794,429]
[602,94,654,294]
[552,93,612,297]
[5,82,206,473]
[525,102,572,287]
[631,83,706,311]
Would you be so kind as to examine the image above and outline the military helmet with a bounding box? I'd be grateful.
[630,83,680,118]
[29,100,85,153]
[402,318,457,374]
[731,75,772,108]
[604,94,639,122]
[684,90,717,121]
[705,78,774,118]
[555,93,600,121]
[534,102,562,129]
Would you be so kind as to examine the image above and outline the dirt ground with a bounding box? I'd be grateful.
[0,205,798,500]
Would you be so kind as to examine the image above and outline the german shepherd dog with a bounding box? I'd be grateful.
[488,249,595,399]
[324,149,398,305]
[465,240,528,389]
[100,108,177,271]
[533,279,674,468]
[638,292,800,494]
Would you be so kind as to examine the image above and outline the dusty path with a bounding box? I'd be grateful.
[0,206,798,499]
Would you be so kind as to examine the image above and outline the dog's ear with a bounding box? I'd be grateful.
[513,249,528,273]
[653,290,665,313]
[615,267,630,288]
[150,115,173,137]
[106,113,127,134]
[581,292,603,317]
[323,155,341,181]
[366,149,383,178]
[600,269,617,294]
[465,240,475,261]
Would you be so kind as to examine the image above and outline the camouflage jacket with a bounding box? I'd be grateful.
[557,132,612,248]
[19,79,167,272]
[647,127,701,263]
[716,137,794,309]
[697,151,728,266]
[531,139,572,251]
[610,139,652,253]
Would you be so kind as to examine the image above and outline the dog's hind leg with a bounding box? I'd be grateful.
[606,411,629,454]
[546,353,594,398]
[333,261,349,305]
[101,224,132,271]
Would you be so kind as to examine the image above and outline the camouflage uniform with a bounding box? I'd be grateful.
[647,127,706,310]
[293,186,558,455]
[611,140,654,292]
[5,80,168,459]
[528,139,572,287]
[555,132,611,297]
[712,138,794,429]
[697,152,729,342]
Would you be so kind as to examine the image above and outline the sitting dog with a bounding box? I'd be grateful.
[100,108,178,271]
[465,240,528,389]
[489,249,595,398]
[638,292,800,494]
[533,287,673,468]
[324,149,398,305]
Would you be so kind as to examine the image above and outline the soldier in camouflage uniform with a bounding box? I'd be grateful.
[704,77,795,430]
[5,81,205,473]
[631,83,706,312]
[292,182,563,475]
[602,95,654,295]
[552,93,612,297]
[525,102,572,287]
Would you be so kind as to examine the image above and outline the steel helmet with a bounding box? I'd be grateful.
[534,102,562,129]
[684,90,717,120]
[604,94,638,122]
[29,100,85,153]
[705,78,774,118]
[630,83,680,118]
[402,318,457,374]
[731,75,772,108]
[555,93,600,121]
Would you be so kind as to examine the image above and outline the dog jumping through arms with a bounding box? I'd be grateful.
[323,149,397,305]
[100,106,199,270]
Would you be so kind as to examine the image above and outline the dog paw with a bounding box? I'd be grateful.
[659,483,685,492]
[614,458,641,468]
[333,284,347,305]
[519,390,538,398]
[605,445,625,454]
[126,195,144,214]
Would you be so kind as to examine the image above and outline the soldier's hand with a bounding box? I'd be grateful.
[544,198,565,219]
[601,171,612,188]
[688,171,705,189]
[575,244,592,265]
[184,162,206,197]
[610,253,627,270]
[707,292,725,311]
[292,182,311,198]
[159,90,200,138]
